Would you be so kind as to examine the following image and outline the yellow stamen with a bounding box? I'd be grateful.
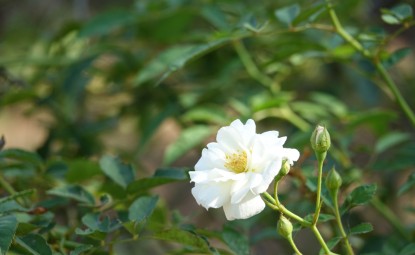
[225,150,248,173]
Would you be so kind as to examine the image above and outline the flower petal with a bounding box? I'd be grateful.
[283,148,300,165]
[191,182,231,209]
[223,194,265,220]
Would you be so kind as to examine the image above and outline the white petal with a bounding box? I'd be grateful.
[283,148,300,165]
[223,194,265,220]
[194,145,226,171]
[191,182,230,209]
[189,168,240,184]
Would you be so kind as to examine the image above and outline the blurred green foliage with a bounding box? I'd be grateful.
[1,0,415,254]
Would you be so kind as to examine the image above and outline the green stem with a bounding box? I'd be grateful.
[324,0,370,58]
[373,61,415,126]
[262,192,310,227]
[371,197,411,241]
[233,40,279,92]
[287,234,303,255]
[313,152,325,225]
[332,190,354,255]
[324,0,415,127]
[312,225,334,255]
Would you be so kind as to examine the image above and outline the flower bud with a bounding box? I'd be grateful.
[325,167,342,192]
[277,215,293,239]
[275,160,291,182]
[310,125,331,154]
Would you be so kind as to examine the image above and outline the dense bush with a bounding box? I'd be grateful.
[0,0,414,254]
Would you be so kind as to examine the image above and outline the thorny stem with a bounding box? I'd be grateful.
[324,0,415,127]
[332,189,355,255]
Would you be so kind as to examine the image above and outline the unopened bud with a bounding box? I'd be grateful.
[325,167,342,192]
[276,160,291,182]
[310,125,331,154]
[277,215,293,239]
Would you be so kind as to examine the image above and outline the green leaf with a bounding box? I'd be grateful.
[99,155,135,188]
[0,215,18,255]
[135,38,231,86]
[79,9,135,37]
[292,3,325,26]
[222,227,249,255]
[80,213,121,233]
[344,184,377,209]
[163,125,213,165]
[47,185,95,206]
[201,5,230,30]
[0,149,43,169]
[0,189,35,205]
[383,48,412,68]
[399,243,415,255]
[127,168,189,194]
[274,4,301,26]
[69,244,94,255]
[128,196,159,223]
[15,234,52,255]
[181,106,229,125]
[0,200,27,214]
[304,213,335,223]
[398,172,415,196]
[349,223,373,235]
[324,236,342,252]
[381,4,413,24]
[152,228,210,251]
[375,132,411,154]
[65,159,101,183]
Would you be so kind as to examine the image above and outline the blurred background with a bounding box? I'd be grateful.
[1,0,415,254]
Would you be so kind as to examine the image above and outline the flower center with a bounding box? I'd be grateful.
[224,150,248,173]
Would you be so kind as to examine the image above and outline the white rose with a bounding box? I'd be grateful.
[189,119,300,220]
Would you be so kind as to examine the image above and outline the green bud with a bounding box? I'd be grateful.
[310,125,331,154]
[277,215,293,239]
[325,167,342,192]
[275,160,291,182]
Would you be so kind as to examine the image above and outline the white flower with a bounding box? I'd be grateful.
[189,119,300,220]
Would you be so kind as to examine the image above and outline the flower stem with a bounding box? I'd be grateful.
[311,225,334,255]
[313,153,325,225]
[324,0,415,127]
[262,192,310,227]
[332,189,354,255]
[287,234,303,255]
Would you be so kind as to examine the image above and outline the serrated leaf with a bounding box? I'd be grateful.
[398,172,415,196]
[345,184,377,209]
[135,38,231,85]
[47,185,95,206]
[0,215,18,255]
[0,200,28,213]
[69,244,94,255]
[65,159,101,182]
[222,227,249,255]
[99,155,135,188]
[128,196,159,223]
[15,234,52,255]
[375,132,411,154]
[127,168,189,194]
[152,228,210,251]
[381,4,413,24]
[163,125,213,165]
[349,222,373,235]
[275,4,300,26]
